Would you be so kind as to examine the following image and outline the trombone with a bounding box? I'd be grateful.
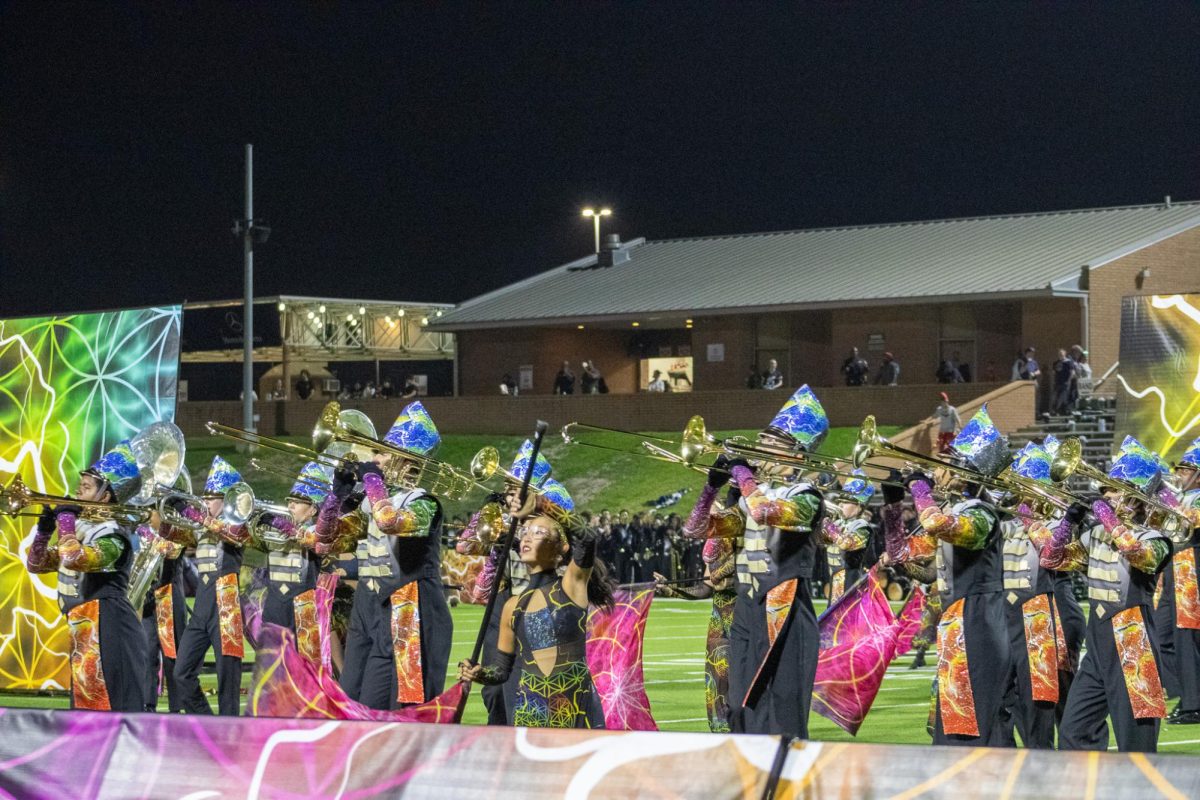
[563,415,863,477]
[310,402,500,501]
[1050,438,1189,535]
[0,474,153,524]
[851,415,1077,514]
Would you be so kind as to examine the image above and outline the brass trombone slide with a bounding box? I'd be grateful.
[1051,438,1189,534]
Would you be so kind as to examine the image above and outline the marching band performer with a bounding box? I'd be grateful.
[1042,436,1171,752]
[25,441,148,712]
[459,484,616,728]
[339,401,453,710]
[253,462,337,664]
[821,469,875,602]
[171,456,249,716]
[456,440,554,725]
[994,440,1080,748]
[682,384,828,737]
[137,523,188,712]
[881,405,1011,746]
[655,533,737,732]
[1152,436,1200,725]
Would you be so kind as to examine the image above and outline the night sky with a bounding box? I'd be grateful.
[2,3,1198,318]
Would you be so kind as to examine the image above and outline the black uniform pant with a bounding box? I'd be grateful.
[141,615,181,712]
[1059,605,1161,752]
[933,591,1011,747]
[480,588,515,725]
[1152,569,1180,698]
[998,594,1057,748]
[740,579,819,738]
[174,587,243,716]
[342,577,452,710]
[727,587,756,733]
[87,596,148,713]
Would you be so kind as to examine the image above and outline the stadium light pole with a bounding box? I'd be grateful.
[232,144,270,433]
[581,207,612,253]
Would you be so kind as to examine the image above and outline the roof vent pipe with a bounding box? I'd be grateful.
[1165,195,1172,208]
[597,233,629,267]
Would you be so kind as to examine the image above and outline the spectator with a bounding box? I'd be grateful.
[294,369,314,400]
[841,348,869,386]
[874,352,900,385]
[746,365,763,390]
[581,360,603,394]
[934,392,961,455]
[363,380,376,399]
[379,378,395,398]
[1013,347,1040,382]
[936,356,963,384]
[982,360,999,383]
[647,370,668,392]
[951,351,971,383]
[553,361,575,395]
[761,358,784,390]
[401,377,419,399]
[267,378,287,400]
[1052,348,1079,415]
[500,373,519,396]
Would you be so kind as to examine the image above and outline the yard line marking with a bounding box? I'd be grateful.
[1160,739,1200,747]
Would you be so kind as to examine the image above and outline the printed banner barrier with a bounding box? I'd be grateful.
[1115,293,1200,457]
[0,707,1198,798]
[0,306,182,691]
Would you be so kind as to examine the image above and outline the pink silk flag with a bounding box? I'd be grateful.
[586,583,658,730]
[243,580,466,724]
[892,584,927,657]
[812,568,899,735]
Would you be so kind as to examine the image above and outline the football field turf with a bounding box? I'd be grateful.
[4,598,1200,754]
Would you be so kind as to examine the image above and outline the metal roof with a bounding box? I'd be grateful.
[433,201,1200,329]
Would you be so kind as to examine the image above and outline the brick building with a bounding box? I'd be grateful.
[433,201,1200,405]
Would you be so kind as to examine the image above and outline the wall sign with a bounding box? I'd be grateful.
[706,343,725,363]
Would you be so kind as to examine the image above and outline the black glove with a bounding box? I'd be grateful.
[571,526,598,568]
[1066,502,1089,525]
[36,506,56,534]
[341,490,365,514]
[903,471,932,489]
[707,455,731,489]
[356,462,385,483]
[726,458,751,474]
[881,469,906,505]
[165,496,190,513]
[485,491,505,506]
[54,504,83,518]
[724,485,743,508]
[332,465,357,498]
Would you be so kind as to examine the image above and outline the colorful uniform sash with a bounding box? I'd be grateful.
[293,589,320,663]
[936,597,978,736]
[216,573,245,659]
[1019,594,1064,703]
[1111,607,1167,719]
[315,571,339,673]
[154,583,177,659]
[743,577,798,706]
[390,582,425,704]
[67,599,111,711]
[1173,549,1200,630]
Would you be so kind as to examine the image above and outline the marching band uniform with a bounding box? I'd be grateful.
[256,462,334,664]
[468,484,607,729]
[657,530,738,732]
[1151,437,1200,724]
[820,470,875,602]
[25,441,148,712]
[995,441,1078,748]
[683,385,828,737]
[171,456,249,716]
[341,401,453,710]
[1043,437,1171,752]
[138,526,188,712]
[883,405,1011,746]
[456,441,554,725]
